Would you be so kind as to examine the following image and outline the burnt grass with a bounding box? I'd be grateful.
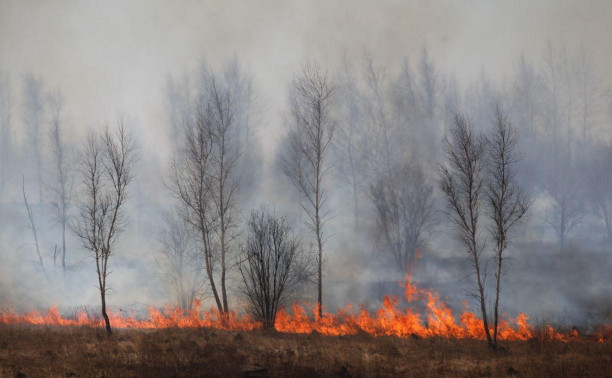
[0,325,610,378]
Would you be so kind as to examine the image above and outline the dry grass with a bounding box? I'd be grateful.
[0,325,610,377]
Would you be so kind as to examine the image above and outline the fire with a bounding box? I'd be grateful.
[0,300,259,331]
[597,316,612,343]
[275,274,541,340]
[1,275,610,342]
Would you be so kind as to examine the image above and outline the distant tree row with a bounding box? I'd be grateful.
[0,42,610,334]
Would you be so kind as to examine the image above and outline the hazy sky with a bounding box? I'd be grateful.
[1,0,611,159]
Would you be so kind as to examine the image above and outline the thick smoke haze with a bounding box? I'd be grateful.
[0,0,611,328]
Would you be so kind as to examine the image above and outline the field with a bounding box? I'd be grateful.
[0,325,610,378]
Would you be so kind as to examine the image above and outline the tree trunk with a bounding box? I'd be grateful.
[207,262,223,312]
[221,229,228,313]
[100,290,112,335]
[475,260,493,348]
[316,214,323,320]
[202,219,224,312]
[219,142,229,314]
[493,243,503,349]
[351,164,359,230]
[62,220,67,280]
[221,263,228,313]
[36,158,43,203]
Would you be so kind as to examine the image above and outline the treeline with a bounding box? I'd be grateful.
[0,44,610,335]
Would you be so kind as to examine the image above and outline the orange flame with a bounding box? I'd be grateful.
[0,299,259,331]
[1,276,610,342]
[274,273,545,340]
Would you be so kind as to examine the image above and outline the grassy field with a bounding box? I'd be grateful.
[0,325,610,377]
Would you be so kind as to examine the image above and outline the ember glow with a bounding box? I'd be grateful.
[2,274,609,342]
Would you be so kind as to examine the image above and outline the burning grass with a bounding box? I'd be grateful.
[2,273,610,342]
[0,275,612,342]
[1,273,610,376]
[0,324,611,377]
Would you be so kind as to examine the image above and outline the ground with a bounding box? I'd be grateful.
[0,325,610,377]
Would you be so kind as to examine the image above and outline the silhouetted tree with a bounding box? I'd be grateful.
[417,47,439,162]
[72,121,137,334]
[540,44,584,247]
[546,152,583,248]
[440,114,492,348]
[223,58,262,195]
[165,61,258,314]
[47,92,73,279]
[585,143,612,242]
[368,161,434,270]
[281,61,335,319]
[170,103,224,312]
[333,57,371,228]
[207,75,240,313]
[487,105,530,349]
[157,211,203,310]
[22,74,45,202]
[22,176,46,280]
[238,207,310,328]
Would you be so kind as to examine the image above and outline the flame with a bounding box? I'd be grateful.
[1,275,610,342]
[0,299,259,331]
[274,273,545,340]
[597,314,612,343]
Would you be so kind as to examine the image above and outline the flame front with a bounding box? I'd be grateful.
[275,274,545,340]
[1,274,610,342]
[0,299,259,331]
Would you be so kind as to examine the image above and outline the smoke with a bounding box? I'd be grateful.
[0,0,611,327]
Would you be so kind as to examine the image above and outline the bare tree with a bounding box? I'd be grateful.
[362,56,394,171]
[0,73,10,198]
[157,211,203,310]
[72,121,137,334]
[169,70,243,315]
[585,143,612,242]
[540,44,585,247]
[385,49,441,165]
[510,55,540,136]
[170,104,225,312]
[166,60,255,314]
[439,114,492,348]
[207,75,240,313]
[368,161,434,270]
[441,75,462,134]
[22,74,45,202]
[333,56,372,228]
[576,47,603,150]
[486,105,530,349]
[223,59,261,198]
[507,54,543,191]
[417,47,439,163]
[47,92,74,279]
[238,207,309,328]
[281,61,335,319]
[466,70,498,134]
[546,155,583,248]
[22,176,47,280]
